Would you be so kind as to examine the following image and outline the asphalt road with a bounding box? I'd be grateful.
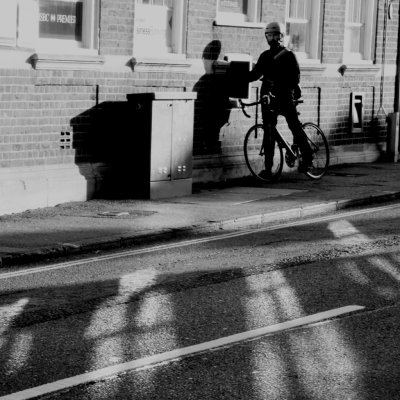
[2,202,400,399]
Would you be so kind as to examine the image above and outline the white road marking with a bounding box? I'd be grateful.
[0,305,364,400]
[231,199,260,205]
[2,203,400,280]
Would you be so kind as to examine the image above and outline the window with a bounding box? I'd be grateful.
[38,0,99,52]
[215,0,263,26]
[344,0,377,63]
[0,0,99,53]
[285,0,322,61]
[133,0,186,58]
[0,0,17,46]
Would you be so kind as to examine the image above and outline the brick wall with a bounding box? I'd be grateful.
[0,0,399,213]
[99,0,135,56]
[322,0,346,64]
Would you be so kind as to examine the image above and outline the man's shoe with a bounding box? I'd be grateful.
[259,169,273,180]
[298,161,313,173]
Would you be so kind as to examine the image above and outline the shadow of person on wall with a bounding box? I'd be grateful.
[193,40,232,155]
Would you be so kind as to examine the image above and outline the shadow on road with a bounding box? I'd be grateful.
[1,214,400,398]
[0,267,260,399]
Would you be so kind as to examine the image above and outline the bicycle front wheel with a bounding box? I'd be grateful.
[302,122,330,180]
[244,124,283,182]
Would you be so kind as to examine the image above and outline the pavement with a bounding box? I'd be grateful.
[1,162,400,268]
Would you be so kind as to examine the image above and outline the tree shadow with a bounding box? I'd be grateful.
[243,214,400,398]
[0,268,258,399]
[268,249,400,398]
[0,278,121,393]
[192,40,232,155]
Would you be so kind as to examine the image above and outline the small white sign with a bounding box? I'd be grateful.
[134,4,172,55]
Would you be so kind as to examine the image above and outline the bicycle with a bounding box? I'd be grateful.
[239,93,329,181]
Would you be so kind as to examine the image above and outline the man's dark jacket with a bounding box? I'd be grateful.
[248,45,300,98]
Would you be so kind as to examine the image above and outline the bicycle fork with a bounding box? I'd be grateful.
[273,130,298,168]
[254,125,265,157]
[285,143,298,167]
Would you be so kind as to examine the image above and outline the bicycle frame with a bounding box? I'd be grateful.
[272,126,297,159]
[240,93,301,158]
[241,92,329,181]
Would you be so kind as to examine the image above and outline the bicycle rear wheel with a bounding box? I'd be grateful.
[302,122,329,180]
[244,124,283,182]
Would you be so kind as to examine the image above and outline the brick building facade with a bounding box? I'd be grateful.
[0,0,399,214]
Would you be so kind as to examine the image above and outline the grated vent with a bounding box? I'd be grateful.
[60,131,72,149]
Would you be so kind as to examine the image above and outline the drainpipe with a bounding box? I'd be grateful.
[393,0,400,111]
[386,0,399,162]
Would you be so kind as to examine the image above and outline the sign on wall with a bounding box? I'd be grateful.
[39,0,83,40]
[134,4,172,55]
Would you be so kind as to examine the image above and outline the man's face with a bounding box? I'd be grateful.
[265,32,283,48]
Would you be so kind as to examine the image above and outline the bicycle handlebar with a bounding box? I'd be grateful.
[238,99,253,118]
[239,95,304,118]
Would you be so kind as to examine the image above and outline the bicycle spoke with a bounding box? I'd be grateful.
[240,94,329,182]
[244,124,283,182]
[302,122,330,179]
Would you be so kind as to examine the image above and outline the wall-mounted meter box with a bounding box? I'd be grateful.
[350,92,364,133]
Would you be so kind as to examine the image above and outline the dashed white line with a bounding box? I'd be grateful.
[0,305,364,400]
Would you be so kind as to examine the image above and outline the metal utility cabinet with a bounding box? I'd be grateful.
[126,92,197,199]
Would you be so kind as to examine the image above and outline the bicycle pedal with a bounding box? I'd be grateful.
[298,162,314,173]
[285,152,296,168]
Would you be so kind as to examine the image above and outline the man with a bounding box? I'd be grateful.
[248,21,313,175]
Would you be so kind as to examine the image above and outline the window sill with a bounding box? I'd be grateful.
[299,60,325,72]
[214,59,325,74]
[128,56,191,73]
[29,53,104,71]
[341,57,375,67]
[338,62,381,75]
[213,17,264,29]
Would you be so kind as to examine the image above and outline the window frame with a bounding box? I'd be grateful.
[285,0,322,62]
[133,0,187,59]
[343,0,377,64]
[214,0,264,28]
